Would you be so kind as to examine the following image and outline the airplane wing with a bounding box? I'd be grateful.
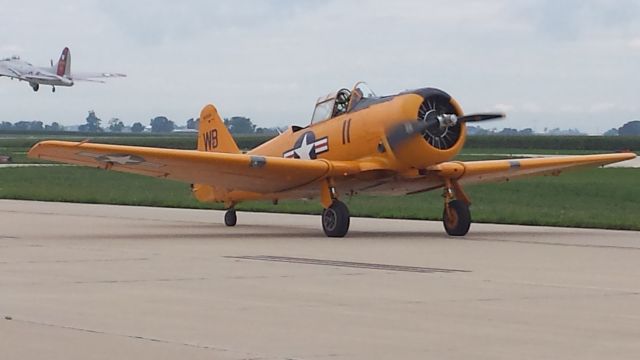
[28,141,358,194]
[70,72,126,81]
[22,73,61,81]
[427,153,636,184]
[0,64,20,78]
[0,66,58,81]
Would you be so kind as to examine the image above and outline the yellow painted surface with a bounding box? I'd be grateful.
[27,88,637,206]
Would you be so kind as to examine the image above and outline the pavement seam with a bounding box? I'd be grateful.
[2,316,237,355]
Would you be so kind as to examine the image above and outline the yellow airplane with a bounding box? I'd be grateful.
[28,82,636,237]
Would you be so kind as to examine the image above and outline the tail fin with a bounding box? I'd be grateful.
[56,47,71,77]
[197,104,240,153]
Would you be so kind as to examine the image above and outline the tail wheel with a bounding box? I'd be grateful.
[224,209,237,227]
[443,200,471,236]
[322,200,350,237]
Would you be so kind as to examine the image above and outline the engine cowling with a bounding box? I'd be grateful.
[413,88,464,150]
[387,88,467,170]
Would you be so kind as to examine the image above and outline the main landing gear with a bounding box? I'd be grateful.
[442,179,471,236]
[220,180,469,237]
[30,82,39,92]
[320,181,350,237]
[322,200,350,237]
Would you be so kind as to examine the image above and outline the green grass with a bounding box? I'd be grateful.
[2,133,638,230]
[1,166,638,230]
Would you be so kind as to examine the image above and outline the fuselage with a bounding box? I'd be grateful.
[250,88,466,172]
[0,59,73,87]
[194,86,470,204]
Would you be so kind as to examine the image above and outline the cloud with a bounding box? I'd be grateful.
[628,38,640,48]
[589,102,616,113]
[493,103,515,112]
[0,0,637,133]
[0,45,24,54]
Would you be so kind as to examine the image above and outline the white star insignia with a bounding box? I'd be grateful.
[102,155,141,165]
[294,133,314,160]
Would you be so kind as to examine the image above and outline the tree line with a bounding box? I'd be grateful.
[2,111,639,136]
[468,120,640,136]
[0,111,281,135]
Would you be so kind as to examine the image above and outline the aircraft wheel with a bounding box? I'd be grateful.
[224,209,237,227]
[443,200,471,236]
[322,200,350,237]
[30,83,40,92]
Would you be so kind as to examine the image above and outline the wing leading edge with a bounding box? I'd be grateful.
[28,140,358,194]
[427,153,636,184]
[0,65,17,78]
[70,72,126,81]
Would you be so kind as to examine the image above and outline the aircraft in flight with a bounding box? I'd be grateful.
[28,82,636,237]
[0,47,125,92]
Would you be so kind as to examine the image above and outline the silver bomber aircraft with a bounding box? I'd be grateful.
[0,47,125,92]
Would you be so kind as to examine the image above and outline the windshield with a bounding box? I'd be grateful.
[311,97,336,124]
[352,81,376,98]
[311,83,377,123]
[348,81,376,111]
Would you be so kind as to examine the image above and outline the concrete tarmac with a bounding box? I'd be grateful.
[1,200,639,360]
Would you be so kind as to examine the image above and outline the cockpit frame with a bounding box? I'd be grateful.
[309,82,377,124]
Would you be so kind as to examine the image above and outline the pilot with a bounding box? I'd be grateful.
[332,89,351,117]
[348,88,363,111]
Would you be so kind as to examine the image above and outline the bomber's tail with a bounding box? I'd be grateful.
[56,47,71,77]
[197,104,240,153]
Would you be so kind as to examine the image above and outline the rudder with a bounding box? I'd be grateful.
[197,104,240,154]
[56,47,71,77]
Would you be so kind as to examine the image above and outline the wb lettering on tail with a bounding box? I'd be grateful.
[203,129,218,151]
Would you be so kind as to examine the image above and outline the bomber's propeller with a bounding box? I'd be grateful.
[386,112,505,152]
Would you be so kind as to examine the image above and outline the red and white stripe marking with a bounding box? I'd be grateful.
[314,137,328,153]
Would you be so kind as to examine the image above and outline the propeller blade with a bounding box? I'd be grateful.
[386,120,429,151]
[384,112,505,153]
[457,113,505,123]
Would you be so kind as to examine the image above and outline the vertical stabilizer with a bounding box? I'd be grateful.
[197,104,240,153]
[56,47,71,77]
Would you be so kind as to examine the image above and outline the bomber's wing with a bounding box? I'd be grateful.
[70,72,126,81]
[22,72,61,81]
[427,153,636,184]
[28,141,358,194]
[0,63,20,78]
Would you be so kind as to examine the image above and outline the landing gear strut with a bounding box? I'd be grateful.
[30,82,39,92]
[52,86,56,93]
[224,208,237,227]
[320,180,350,237]
[442,179,471,236]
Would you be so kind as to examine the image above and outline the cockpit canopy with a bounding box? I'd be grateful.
[1,55,20,61]
[310,82,376,124]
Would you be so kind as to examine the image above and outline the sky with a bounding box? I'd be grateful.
[0,0,638,134]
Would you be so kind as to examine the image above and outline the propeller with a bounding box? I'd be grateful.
[386,112,505,152]
[425,112,505,129]
[386,120,430,151]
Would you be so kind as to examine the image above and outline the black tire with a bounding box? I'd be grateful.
[443,200,471,236]
[224,209,237,227]
[322,200,350,237]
